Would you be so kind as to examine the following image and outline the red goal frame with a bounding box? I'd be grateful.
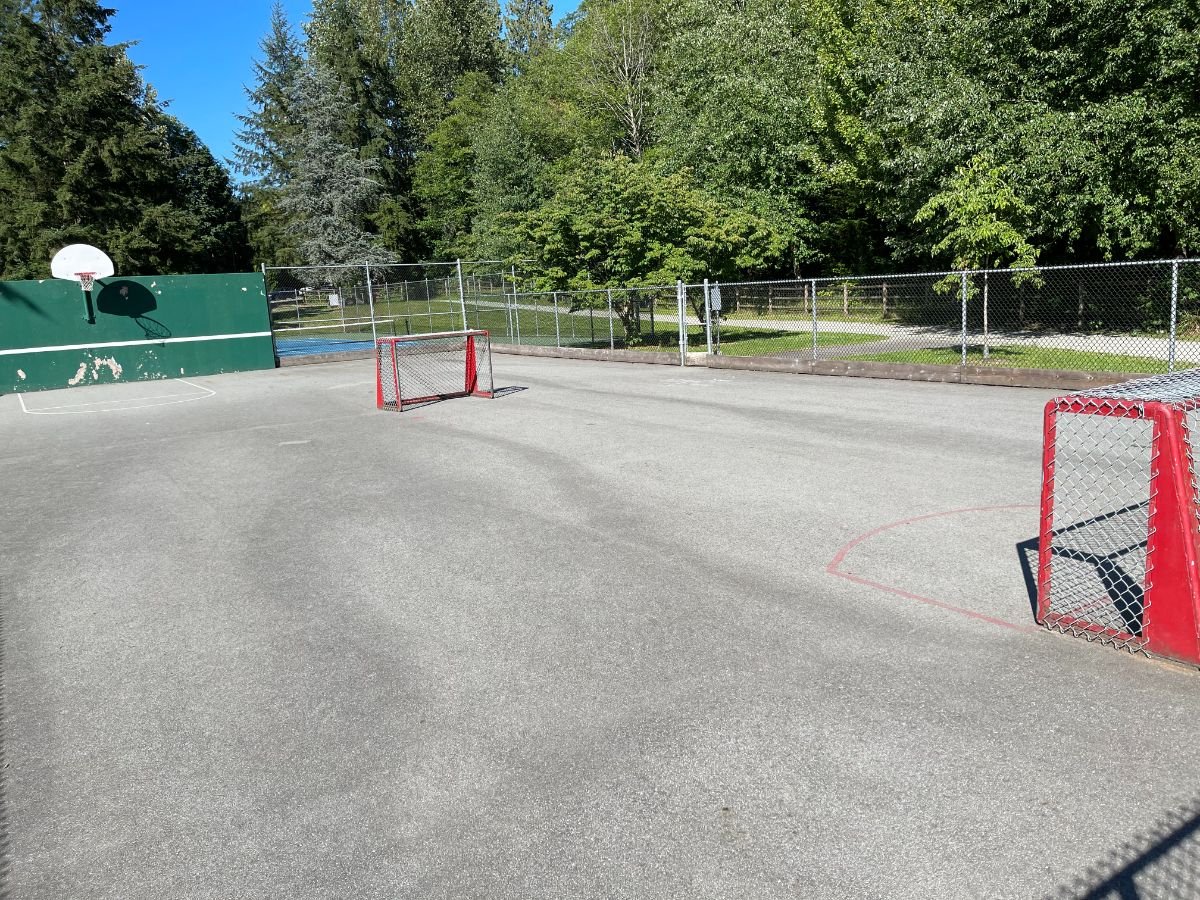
[375,329,494,411]
[1037,376,1200,665]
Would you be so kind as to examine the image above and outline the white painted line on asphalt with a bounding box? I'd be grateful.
[323,380,376,390]
[18,378,215,415]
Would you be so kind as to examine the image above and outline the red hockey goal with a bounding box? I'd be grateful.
[376,330,494,411]
[1038,371,1200,665]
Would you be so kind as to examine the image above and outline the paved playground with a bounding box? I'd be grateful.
[2,356,1199,898]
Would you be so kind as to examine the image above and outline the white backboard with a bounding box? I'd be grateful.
[51,244,115,282]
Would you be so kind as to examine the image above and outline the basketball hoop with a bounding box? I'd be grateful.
[77,272,96,293]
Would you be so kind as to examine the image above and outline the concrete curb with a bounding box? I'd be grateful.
[492,343,1133,391]
[275,342,1134,391]
[277,350,374,366]
[492,344,681,367]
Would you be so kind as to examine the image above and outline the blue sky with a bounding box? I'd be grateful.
[106,1,578,174]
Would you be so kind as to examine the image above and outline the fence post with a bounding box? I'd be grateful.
[553,291,561,347]
[1170,260,1180,373]
[456,259,468,331]
[511,266,521,345]
[504,274,513,341]
[364,263,377,346]
[960,271,969,366]
[607,288,615,350]
[677,281,687,366]
[811,279,818,358]
[704,278,713,355]
[982,271,989,360]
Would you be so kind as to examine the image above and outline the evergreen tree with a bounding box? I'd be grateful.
[306,0,419,256]
[151,115,250,273]
[233,1,304,265]
[413,72,495,255]
[503,0,554,73]
[402,0,505,139]
[233,1,303,187]
[0,0,249,278]
[279,61,384,266]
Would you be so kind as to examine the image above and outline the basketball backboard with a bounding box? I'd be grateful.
[51,244,115,287]
[51,243,114,324]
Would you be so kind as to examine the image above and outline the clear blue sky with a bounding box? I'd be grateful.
[106,1,578,173]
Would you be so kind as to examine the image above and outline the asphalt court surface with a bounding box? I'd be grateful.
[3,357,1200,899]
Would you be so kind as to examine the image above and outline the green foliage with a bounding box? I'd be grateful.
[914,154,1038,271]
[414,73,496,256]
[652,0,823,271]
[862,0,1200,264]
[508,153,788,288]
[22,0,1186,279]
[401,0,505,140]
[278,62,384,266]
[573,0,662,157]
[0,0,248,278]
[503,0,555,72]
[233,2,303,187]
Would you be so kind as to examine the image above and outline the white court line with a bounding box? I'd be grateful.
[18,378,216,415]
[324,380,376,390]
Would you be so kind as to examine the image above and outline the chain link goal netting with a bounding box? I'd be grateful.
[1038,370,1200,664]
[375,330,494,412]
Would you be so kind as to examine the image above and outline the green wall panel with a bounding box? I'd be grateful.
[0,273,275,393]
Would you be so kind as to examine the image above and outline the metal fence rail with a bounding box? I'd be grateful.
[263,258,1200,375]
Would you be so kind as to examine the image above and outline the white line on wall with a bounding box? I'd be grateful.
[0,332,271,356]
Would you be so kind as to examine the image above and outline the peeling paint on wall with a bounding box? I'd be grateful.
[93,357,123,380]
[2,272,273,392]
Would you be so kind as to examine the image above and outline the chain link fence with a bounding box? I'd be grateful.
[263,258,1200,375]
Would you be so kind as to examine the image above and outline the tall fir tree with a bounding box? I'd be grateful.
[233,1,303,187]
[0,0,248,278]
[233,1,304,265]
[402,0,505,139]
[278,61,384,266]
[306,0,419,256]
[503,0,554,73]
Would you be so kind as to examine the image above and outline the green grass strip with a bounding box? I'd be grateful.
[842,344,1189,373]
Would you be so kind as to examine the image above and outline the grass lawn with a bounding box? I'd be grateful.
[844,343,1190,373]
[713,329,874,356]
[630,327,873,355]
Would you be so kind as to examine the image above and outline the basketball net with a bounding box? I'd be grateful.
[77,272,95,293]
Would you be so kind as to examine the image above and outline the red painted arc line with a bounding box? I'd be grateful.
[825,504,1042,634]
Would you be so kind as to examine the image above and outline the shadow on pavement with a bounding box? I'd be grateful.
[1016,536,1040,621]
[492,386,528,398]
[1052,795,1200,899]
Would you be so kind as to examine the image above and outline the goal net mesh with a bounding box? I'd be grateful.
[1041,370,1200,652]
[376,331,492,411]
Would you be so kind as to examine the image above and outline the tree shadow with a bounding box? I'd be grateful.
[0,281,51,320]
[1053,794,1200,898]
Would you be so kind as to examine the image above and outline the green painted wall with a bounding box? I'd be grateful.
[0,273,275,393]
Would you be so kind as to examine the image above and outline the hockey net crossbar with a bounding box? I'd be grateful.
[1037,370,1200,665]
[376,329,494,411]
